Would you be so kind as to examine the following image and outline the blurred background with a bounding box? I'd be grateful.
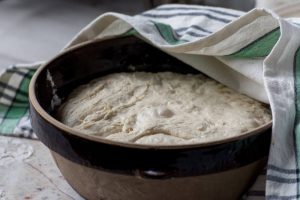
[0,0,282,68]
[150,0,255,10]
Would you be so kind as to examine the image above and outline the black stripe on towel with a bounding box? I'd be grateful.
[141,12,231,24]
[0,93,27,104]
[266,194,300,200]
[0,81,28,97]
[268,165,299,174]
[267,175,298,184]
[154,6,241,18]
[6,69,33,79]
[177,31,206,38]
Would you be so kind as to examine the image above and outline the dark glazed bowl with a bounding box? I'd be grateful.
[29,36,271,200]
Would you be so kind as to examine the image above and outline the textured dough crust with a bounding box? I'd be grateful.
[58,72,271,145]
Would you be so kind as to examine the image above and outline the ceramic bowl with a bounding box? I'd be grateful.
[29,36,271,200]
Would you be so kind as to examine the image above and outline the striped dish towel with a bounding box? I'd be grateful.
[1,4,300,199]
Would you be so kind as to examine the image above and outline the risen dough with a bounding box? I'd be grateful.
[58,72,271,145]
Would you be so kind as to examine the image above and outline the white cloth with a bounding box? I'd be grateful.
[62,5,300,199]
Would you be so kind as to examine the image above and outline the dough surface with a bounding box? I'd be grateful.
[58,72,271,145]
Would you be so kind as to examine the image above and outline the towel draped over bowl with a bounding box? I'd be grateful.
[1,4,300,199]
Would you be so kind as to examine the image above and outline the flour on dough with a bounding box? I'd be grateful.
[58,72,271,145]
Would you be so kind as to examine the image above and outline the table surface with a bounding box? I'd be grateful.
[0,135,85,200]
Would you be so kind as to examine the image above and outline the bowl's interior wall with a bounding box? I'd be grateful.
[35,36,199,116]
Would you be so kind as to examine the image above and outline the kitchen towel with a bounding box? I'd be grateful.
[1,4,300,199]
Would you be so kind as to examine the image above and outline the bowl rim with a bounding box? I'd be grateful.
[29,37,272,150]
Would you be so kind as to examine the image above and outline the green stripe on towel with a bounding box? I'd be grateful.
[0,69,35,134]
[229,28,280,58]
[123,28,138,36]
[152,22,186,45]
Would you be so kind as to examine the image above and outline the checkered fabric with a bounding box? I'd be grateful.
[0,64,40,139]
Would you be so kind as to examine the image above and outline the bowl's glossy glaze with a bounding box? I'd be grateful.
[29,36,271,200]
